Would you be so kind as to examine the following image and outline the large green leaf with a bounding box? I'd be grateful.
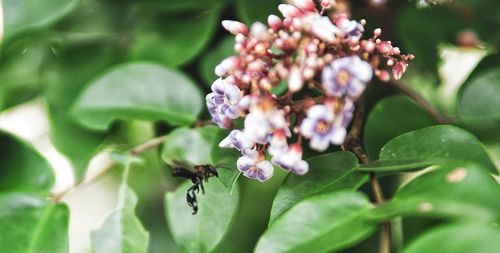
[403,223,500,253]
[270,152,367,223]
[71,62,203,131]
[0,193,69,253]
[0,131,54,193]
[91,164,150,253]
[165,179,239,253]
[378,125,497,174]
[458,67,500,141]
[130,7,220,67]
[364,96,435,159]
[44,43,121,176]
[2,0,79,42]
[162,126,218,165]
[236,0,282,24]
[199,36,234,85]
[255,191,376,253]
[0,40,49,110]
[210,129,242,192]
[369,162,500,222]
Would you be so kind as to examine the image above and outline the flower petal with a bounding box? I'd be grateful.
[310,136,331,151]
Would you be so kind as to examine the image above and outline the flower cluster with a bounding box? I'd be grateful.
[207,0,413,182]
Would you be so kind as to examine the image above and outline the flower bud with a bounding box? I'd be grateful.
[268,15,282,30]
[288,66,303,92]
[278,4,301,19]
[222,20,248,35]
[294,0,316,12]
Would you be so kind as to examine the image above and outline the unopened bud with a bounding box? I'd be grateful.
[288,66,303,92]
[321,0,331,8]
[222,20,248,35]
[294,0,316,12]
[278,4,301,19]
[374,28,382,37]
[268,15,282,30]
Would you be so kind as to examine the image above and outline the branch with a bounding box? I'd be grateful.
[51,135,167,202]
[388,79,452,124]
[342,98,390,253]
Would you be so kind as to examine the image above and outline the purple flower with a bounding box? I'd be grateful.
[322,56,373,99]
[271,144,309,175]
[268,129,289,157]
[206,78,242,128]
[219,129,254,154]
[300,104,347,151]
[335,16,364,43]
[237,151,274,182]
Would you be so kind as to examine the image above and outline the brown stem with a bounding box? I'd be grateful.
[342,99,390,253]
[388,79,452,124]
[51,135,167,202]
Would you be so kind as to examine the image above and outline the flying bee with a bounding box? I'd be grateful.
[170,160,226,214]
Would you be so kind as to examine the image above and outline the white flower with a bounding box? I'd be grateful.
[322,55,373,99]
[272,143,309,175]
[300,104,347,151]
[237,151,274,182]
[311,15,340,43]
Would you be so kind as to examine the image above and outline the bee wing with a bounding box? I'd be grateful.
[170,159,196,172]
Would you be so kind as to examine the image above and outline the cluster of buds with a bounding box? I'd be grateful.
[206,0,413,182]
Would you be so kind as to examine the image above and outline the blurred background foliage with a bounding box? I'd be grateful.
[0,0,499,253]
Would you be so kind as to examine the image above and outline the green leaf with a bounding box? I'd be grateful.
[2,0,79,42]
[91,165,150,253]
[270,152,367,223]
[165,179,239,253]
[379,125,497,174]
[370,162,500,222]
[199,36,234,85]
[71,62,203,131]
[255,191,376,253]
[44,43,121,177]
[358,160,434,173]
[458,67,500,141]
[403,223,500,253]
[364,96,435,159]
[130,7,220,67]
[210,129,242,192]
[236,0,282,24]
[0,193,69,253]
[0,130,54,193]
[162,126,218,165]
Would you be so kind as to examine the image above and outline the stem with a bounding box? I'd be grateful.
[342,98,390,253]
[51,135,167,202]
[388,79,452,124]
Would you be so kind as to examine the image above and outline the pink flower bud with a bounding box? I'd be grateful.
[376,41,392,54]
[222,20,248,35]
[251,22,268,40]
[392,61,407,80]
[288,66,303,92]
[215,57,237,77]
[235,33,246,43]
[321,0,331,8]
[374,28,382,37]
[361,41,375,53]
[278,4,301,19]
[294,0,316,12]
[392,47,401,55]
[268,15,282,30]
[378,70,391,82]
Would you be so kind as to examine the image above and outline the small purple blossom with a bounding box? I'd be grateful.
[237,151,274,182]
[219,129,254,153]
[271,144,309,175]
[300,104,347,151]
[206,78,242,128]
[322,56,373,99]
[335,16,364,43]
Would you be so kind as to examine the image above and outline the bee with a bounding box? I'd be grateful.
[170,160,222,214]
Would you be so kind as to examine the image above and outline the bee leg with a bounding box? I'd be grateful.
[199,179,205,194]
[186,186,198,215]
